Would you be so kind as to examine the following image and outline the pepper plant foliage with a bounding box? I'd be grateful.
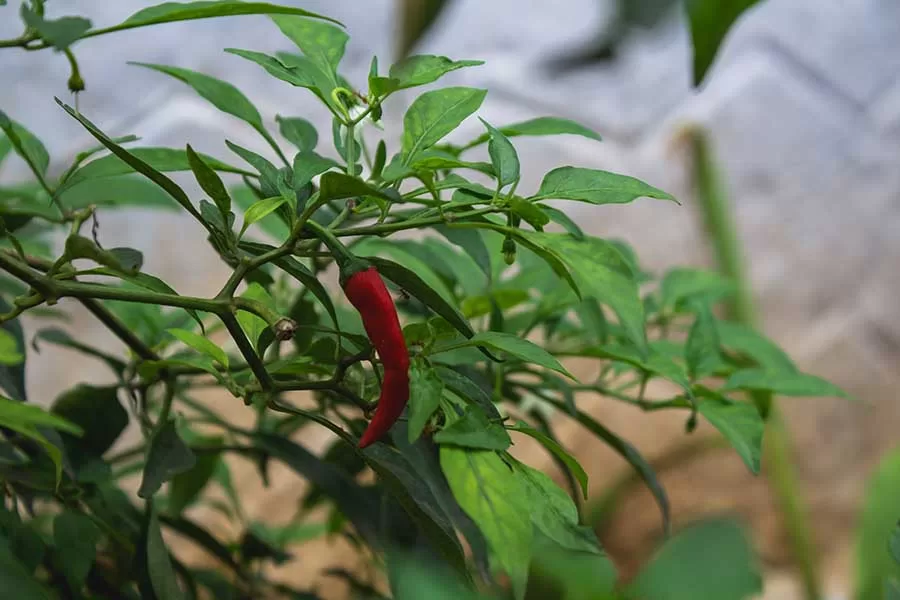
[0,3,848,599]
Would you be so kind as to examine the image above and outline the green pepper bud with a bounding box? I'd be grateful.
[502,237,517,265]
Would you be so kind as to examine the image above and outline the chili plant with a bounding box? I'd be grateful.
[0,2,847,599]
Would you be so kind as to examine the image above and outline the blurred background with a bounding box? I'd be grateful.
[3,1,900,598]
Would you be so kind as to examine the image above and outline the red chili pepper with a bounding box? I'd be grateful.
[342,266,410,448]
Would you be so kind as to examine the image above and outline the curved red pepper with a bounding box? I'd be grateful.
[342,266,410,448]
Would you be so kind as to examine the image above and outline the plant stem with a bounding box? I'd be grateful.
[684,125,820,600]
[331,206,498,238]
[220,313,273,392]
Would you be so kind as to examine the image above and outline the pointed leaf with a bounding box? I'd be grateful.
[441,448,531,599]
[186,145,231,215]
[686,307,724,379]
[629,518,762,600]
[293,151,340,188]
[479,118,519,187]
[271,15,348,74]
[508,422,588,498]
[433,407,511,450]
[531,166,676,205]
[56,101,204,221]
[462,116,602,149]
[277,116,318,151]
[389,55,484,90]
[167,328,228,367]
[0,111,49,176]
[239,197,286,237]
[448,331,572,378]
[20,6,91,51]
[697,395,764,474]
[93,2,340,36]
[407,363,445,443]
[145,506,184,600]
[513,460,602,553]
[722,368,850,398]
[139,419,197,499]
[401,87,487,162]
[53,511,101,591]
[519,232,647,352]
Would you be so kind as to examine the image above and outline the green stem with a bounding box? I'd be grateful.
[685,125,820,599]
[331,206,498,238]
[220,313,273,392]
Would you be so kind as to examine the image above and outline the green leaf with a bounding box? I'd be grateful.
[518,231,647,352]
[685,307,724,379]
[277,116,318,151]
[629,518,762,600]
[527,531,618,600]
[722,368,850,398]
[0,539,53,600]
[407,363,445,443]
[232,186,288,240]
[508,196,549,230]
[255,434,382,546]
[548,398,670,533]
[293,151,340,188]
[434,367,501,421]
[686,0,761,85]
[225,48,331,104]
[697,395,763,474]
[434,407,511,450]
[0,396,81,486]
[167,328,228,368]
[0,396,82,436]
[531,166,676,205]
[389,55,484,90]
[0,300,25,401]
[83,268,205,333]
[239,242,339,331]
[96,2,340,36]
[461,116,602,149]
[57,175,179,210]
[19,6,91,51]
[513,460,602,554]
[0,111,49,177]
[271,15,348,75]
[508,422,588,498]
[61,147,247,192]
[236,283,273,350]
[0,329,22,366]
[56,101,205,221]
[364,256,474,339]
[318,172,394,203]
[582,344,691,396]
[478,118,520,187]
[715,320,796,373]
[132,62,264,134]
[855,447,900,600]
[660,268,734,311]
[402,87,487,162]
[145,506,184,600]
[433,226,491,278]
[53,511,101,591]
[541,205,585,239]
[139,419,197,499]
[168,450,221,516]
[388,551,484,600]
[440,448,531,599]
[239,197,286,237]
[51,385,126,457]
[448,331,573,379]
[186,144,231,216]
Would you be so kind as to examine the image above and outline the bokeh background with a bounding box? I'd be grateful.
[3,1,900,598]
